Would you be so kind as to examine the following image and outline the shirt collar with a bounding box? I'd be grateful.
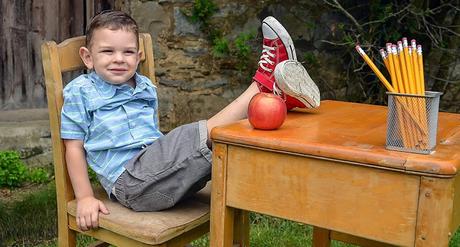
[133,73,149,93]
[89,72,148,98]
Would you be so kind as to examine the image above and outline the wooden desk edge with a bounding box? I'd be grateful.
[211,139,456,179]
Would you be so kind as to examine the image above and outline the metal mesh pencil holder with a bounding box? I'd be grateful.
[386,91,442,154]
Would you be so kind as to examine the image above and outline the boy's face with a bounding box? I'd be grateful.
[79,28,141,86]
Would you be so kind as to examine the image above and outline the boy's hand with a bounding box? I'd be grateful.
[76,196,109,231]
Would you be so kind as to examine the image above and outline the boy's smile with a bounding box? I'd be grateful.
[79,28,141,87]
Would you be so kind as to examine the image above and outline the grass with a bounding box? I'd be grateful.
[2,183,460,247]
[191,215,356,247]
[0,183,57,246]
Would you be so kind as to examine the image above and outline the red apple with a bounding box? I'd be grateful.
[248,92,287,130]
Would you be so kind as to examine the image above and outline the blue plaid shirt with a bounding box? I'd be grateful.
[61,72,163,196]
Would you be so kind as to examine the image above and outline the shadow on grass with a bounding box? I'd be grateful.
[2,183,460,247]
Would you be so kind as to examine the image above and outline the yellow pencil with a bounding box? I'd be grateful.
[416,44,428,147]
[380,48,398,92]
[398,41,410,93]
[399,40,417,147]
[392,45,404,93]
[387,44,408,146]
[386,44,398,92]
[408,47,419,95]
[356,45,395,92]
[409,45,427,145]
[380,49,389,70]
[411,39,421,95]
[407,39,424,145]
[403,38,415,94]
[417,45,425,94]
[410,39,427,146]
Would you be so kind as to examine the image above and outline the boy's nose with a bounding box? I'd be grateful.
[113,52,124,62]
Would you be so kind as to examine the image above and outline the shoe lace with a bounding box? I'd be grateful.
[273,83,285,100]
[258,45,276,72]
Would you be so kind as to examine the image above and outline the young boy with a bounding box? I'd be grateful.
[61,10,319,231]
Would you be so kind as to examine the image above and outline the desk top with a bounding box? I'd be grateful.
[211,100,460,177]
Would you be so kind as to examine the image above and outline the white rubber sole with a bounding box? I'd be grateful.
[274,60,320,108]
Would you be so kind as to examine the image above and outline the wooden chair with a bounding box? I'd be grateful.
[41,33,210,247]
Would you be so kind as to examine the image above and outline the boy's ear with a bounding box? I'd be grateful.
[137,50,143,63]
[79,47,94,70]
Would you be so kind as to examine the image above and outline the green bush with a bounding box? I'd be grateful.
[191,0,217,26]
[28,167,50,184]
[212,36,230,57]
[233,32,256,71]
[0,151,52,188]
[234,32,254,59]
[0,151,28,187]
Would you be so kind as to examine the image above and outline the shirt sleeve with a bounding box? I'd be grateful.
[61,84,89,140]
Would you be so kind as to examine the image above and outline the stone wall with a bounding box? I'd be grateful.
[0,109,52,168]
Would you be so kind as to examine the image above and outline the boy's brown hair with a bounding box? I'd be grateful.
[86,10,139,49]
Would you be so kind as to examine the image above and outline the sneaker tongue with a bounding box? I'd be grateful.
[263,39,289,63]
[263,37,278,46]
[263,38,287,53]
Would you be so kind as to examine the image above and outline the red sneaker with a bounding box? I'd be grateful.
[253,16,296,94]
[253,16,318,109]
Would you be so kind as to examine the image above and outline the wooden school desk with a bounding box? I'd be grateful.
[209,100,460,247]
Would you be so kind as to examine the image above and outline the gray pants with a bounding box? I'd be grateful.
[112,120,212,211]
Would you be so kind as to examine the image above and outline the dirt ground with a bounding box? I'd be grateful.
[0,183,49,204]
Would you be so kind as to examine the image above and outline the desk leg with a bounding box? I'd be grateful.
[313,227,331,247]
[233,209,250,247]
[415,177,454,246]
[211,143,234,247]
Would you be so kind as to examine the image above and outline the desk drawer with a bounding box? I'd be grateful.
[225,145,419,247]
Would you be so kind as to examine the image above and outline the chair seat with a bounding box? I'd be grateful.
[67,184,210,245]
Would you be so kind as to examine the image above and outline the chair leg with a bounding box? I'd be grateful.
[57,227,76,247]
[312,226,331,247]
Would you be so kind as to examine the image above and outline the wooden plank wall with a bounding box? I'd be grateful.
[0,0,117,110]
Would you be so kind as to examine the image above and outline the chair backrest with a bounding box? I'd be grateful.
[41,33,157,221]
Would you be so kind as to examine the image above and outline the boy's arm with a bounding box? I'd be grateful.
[64,139,109,231]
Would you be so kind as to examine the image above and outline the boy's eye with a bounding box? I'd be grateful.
[101,50,113,53]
